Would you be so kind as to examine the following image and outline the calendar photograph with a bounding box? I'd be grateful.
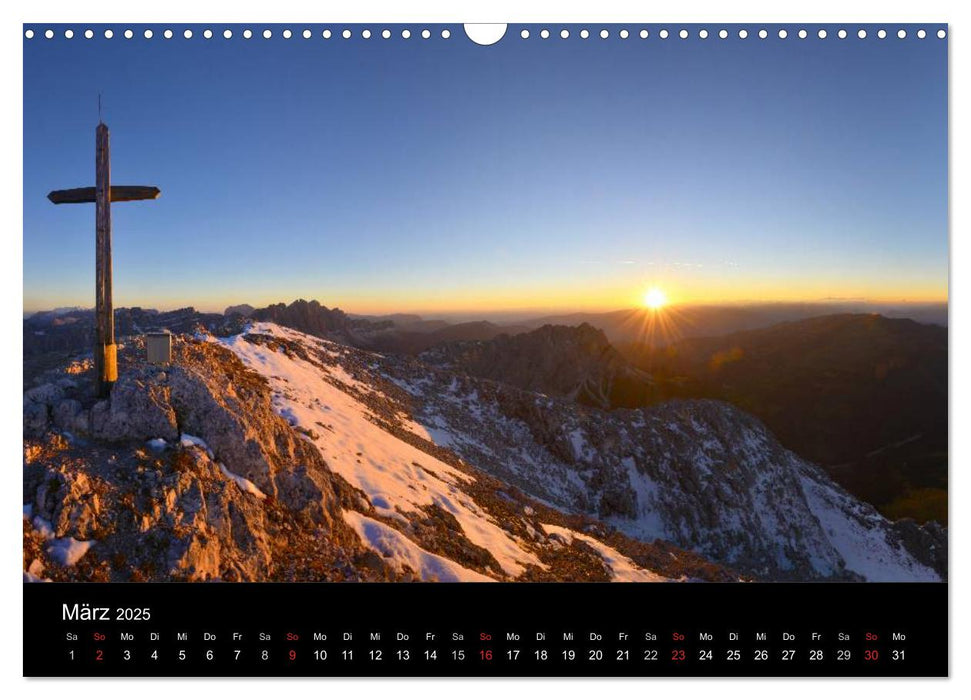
[23,24,947,591]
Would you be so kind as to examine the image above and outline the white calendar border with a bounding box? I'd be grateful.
[3,0,965,698]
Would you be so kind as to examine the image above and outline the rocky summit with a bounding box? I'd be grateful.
[23,323,945,583]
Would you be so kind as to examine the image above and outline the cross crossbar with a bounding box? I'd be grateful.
[47,185,161,205]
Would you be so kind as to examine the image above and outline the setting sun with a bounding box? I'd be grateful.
[643,287,668,310]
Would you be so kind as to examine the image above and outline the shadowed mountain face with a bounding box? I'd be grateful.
[238,301,530,353]
[420,324,658,410]
[367,320,534,355]
[622,314,948,523]
[251,299,390,341]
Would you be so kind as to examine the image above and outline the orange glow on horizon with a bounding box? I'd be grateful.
[25,279,948,318]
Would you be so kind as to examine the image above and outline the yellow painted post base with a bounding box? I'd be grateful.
[103,343,118,383]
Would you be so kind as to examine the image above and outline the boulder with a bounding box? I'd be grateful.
[24,383,64,405]
[23,400,49,437]
[87,376,179,443]
[52,399,85,433]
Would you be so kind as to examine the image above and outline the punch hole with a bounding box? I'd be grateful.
[659,29,669,39]
[64,29,74,39]
[699,29,709,39]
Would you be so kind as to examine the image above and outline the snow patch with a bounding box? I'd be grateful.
[29,515,95,568]
[343,511,493,582]
[47,537,94,567]
[541,523,669,582]
[180,433,214,458]
[799,468,940,582]
[219,464,267,499]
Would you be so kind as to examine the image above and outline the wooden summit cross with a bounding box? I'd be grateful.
[48,122,161,398]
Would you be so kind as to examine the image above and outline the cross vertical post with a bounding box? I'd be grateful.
[95,123,114,397]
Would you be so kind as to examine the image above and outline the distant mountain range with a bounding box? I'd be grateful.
[28,299,945,354]
[527,301,947,345]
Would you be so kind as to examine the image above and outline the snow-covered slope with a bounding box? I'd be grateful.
[217,323,943,582]
[219,326,545,581]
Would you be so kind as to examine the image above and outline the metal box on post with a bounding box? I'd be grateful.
[146,332,172,364]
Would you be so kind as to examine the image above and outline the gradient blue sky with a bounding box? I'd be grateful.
[23,25,948,314]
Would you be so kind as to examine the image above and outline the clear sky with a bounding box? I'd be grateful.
[23,25,948,315]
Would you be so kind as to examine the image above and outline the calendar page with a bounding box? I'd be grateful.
[21,20,948,678]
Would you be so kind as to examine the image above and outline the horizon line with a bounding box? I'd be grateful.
[23,296,950,319]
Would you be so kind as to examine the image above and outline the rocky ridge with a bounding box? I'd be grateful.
[23,332,735,583]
